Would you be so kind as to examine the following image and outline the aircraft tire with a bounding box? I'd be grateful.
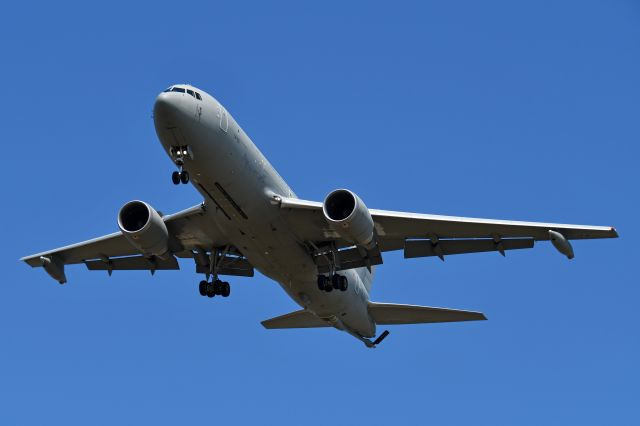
[331,274,341,290]
[206,282,216,298]
[198,280,207,296]
[317,275,327,291]
[214,280,224,295]
[221,282,231,297]
[339,276,348,292]
[172,171,181,185]
[180,170,190,184]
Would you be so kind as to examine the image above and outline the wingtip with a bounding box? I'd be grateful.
[20,255,40,267]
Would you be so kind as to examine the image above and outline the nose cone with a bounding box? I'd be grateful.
[153,92,185,127]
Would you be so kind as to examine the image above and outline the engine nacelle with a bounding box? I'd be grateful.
[323,189,376,249]
[117,200,169,257]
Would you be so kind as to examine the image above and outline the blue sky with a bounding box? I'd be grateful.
[1,1,638,424]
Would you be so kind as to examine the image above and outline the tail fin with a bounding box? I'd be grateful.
[261,309,330,329]
[368,302,486,325]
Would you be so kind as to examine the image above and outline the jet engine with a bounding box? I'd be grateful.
[117,200,170,257]
[322,189,376,249]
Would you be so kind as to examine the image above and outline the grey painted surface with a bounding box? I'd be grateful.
[21,84,618,347]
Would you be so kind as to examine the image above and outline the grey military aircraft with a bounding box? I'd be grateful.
[22,84,618,347]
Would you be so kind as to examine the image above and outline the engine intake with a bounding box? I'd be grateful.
[323,189,376,249]
[118,200,169,257]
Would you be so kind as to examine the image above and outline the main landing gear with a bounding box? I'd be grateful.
[197,247,233,299]
[317,274,348,292]
[198,279,231,298]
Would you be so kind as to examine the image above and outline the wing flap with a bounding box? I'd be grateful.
[85,255,179,271]
[261,309,330,329]
[368,302,486,325]
[314,245,383,274]
[21,232,137,267]
[195,257,254,277]
[404,238,534,259]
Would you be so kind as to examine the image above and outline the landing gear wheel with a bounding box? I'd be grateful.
[172,171,181,185]
[339,275,348,292]
[317,275,327,291]
[180,170,190,184]
[324,281,333,292]
[221,282,231,297]
[332,274,341,290]
[213,279,223,295]
[198,280,207,296]
[205,282,215,298]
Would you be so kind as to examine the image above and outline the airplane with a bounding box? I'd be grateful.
[21,84,618,348]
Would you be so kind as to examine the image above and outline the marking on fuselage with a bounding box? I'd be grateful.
[214,182,248,219]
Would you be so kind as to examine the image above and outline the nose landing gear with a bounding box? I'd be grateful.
[172,170,189,185]
[170,145,191,185]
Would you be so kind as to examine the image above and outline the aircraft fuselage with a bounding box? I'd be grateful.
[153,85,376,341]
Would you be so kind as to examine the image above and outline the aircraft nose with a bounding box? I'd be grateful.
[153,92,184,126]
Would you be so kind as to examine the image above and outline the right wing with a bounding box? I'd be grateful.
[278,197,618,267]
[21,203,244,283]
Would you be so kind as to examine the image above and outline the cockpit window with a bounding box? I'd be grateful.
[164,86,202,100]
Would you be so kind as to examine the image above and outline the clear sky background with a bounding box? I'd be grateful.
[1,1,638,424]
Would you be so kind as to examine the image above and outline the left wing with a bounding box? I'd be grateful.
[278,197,618,264]
[21,203,244,283]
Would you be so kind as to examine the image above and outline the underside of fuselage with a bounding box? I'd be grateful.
[153,84,378,342]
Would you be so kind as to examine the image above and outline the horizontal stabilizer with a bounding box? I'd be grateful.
[368,302,486,325]
[261,309,330,329]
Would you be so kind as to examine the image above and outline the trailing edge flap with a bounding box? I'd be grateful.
[404,238,534,259]
[261,309,330,329]
[368,302,486,325]
[85,255,179,271]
